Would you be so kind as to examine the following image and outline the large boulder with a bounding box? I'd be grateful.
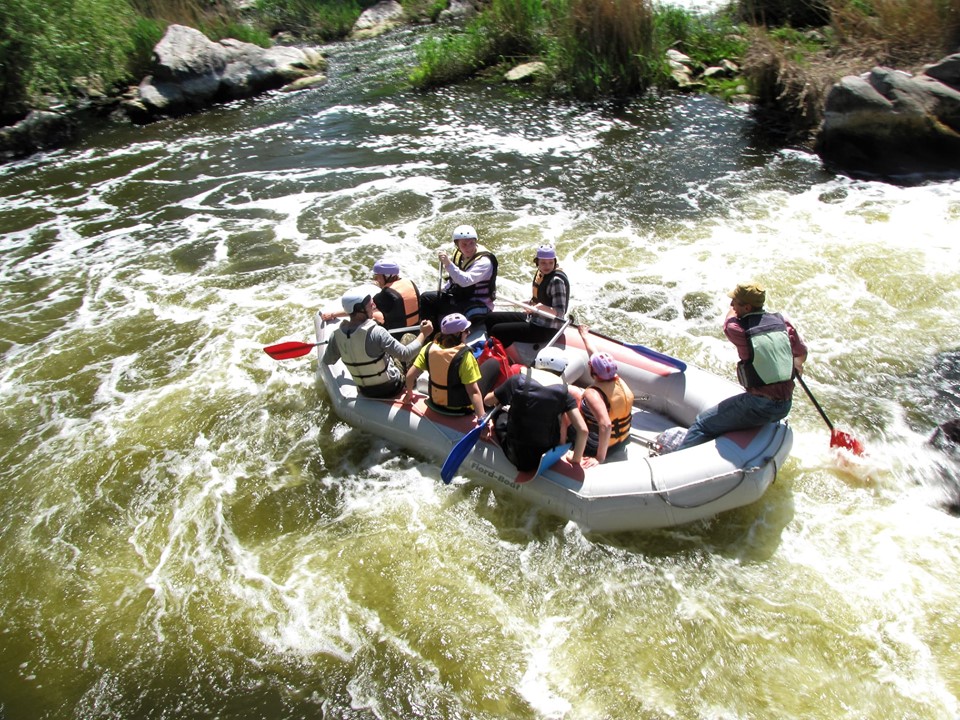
[816,53,960,179]
[350,1,405,40]
[0,110,78,158]
[126,25,326,123]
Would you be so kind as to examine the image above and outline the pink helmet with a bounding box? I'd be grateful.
[441,313,471,334]
[590,352,618,381]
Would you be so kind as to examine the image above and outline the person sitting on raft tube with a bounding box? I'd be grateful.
[677,282,808,450]
[484,243,570,348]
[568,324,635,463]
[323,285,434,399]
[419,225,498,326]
[402,313,496,419]
[483,347,592,471]
[320,258,420,331]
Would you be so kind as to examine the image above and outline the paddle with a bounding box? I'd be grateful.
[795,374,865,455]
[441,405,502,484]
[264,324,421,360]
[533,442,572,478]
[439,312,571,485]
[500,298,686,372]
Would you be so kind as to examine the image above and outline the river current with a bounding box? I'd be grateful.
[1,24,959,720]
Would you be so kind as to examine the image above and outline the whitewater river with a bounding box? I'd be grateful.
[1,25,958,720]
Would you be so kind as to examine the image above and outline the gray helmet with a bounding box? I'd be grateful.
[534,346,569,374]
[340,284,379,314]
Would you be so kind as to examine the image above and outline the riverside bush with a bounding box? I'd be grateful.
[410,0,548,89]
[547,0,660,97]
[411,0,664,98]
[255,0,380,40]
[0,0,138,121]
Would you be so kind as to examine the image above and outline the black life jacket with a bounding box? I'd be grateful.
[449,246,498,304]
[378,278,420,329]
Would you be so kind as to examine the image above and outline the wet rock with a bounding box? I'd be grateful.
[439,0,483,24]
[505,62,548,83]
[350,0,405,40]
[132,25,326,122]
[816,53,960,180]
[0,110,77,158]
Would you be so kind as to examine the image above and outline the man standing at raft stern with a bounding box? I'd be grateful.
[323,285,434,399]
[419,225,498,327]
[677,282,808,450]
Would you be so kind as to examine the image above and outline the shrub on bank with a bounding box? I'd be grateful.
[0,0,139,123]
[742,0,960,143]
[411,0,670,97]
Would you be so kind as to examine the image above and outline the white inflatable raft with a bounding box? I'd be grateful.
[313,311,793,533]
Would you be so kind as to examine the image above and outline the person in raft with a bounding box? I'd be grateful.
[320,258,420,331]
[402,313,498,419]
[322,285,433,399]
[483,346,592,471]
[568,324,635,463]
[677,282,808,450]
[419,225,498,326]
[483,243,570,347]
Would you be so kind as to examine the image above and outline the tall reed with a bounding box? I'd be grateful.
[547,0,661,98]
[827,0,960,67]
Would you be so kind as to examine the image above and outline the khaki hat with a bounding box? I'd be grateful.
[728,282,766,307]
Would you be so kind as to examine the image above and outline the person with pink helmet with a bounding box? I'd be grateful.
[570,324,636,463]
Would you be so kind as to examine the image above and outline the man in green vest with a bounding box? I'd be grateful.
[677,282,808,450]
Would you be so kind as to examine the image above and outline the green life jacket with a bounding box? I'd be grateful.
[736,311,794,388]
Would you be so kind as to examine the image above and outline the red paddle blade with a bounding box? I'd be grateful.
[830,429,865,456]
[264,341,316,360]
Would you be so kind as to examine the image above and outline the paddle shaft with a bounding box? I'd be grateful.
[794,374,834,431]
[264,324,422,360]
[500,298,686,372]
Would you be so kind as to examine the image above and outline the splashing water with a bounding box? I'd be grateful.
[0,26,959,720]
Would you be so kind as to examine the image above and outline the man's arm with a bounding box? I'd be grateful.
[369,320,433,363]
[444,255,492,288]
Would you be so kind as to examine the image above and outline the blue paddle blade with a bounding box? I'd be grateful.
[440,406,502,485]
[535,443,572,478]
[441,424,483,484]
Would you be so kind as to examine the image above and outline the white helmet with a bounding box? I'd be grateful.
[340,284,379,314]
[534,346,569,375]
[452,225,478,242]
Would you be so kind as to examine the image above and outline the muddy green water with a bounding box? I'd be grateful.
[1,26,959,720]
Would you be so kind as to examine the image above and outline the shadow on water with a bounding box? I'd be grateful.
[898,349,960,515]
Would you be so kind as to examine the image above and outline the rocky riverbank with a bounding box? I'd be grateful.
[2,1,958,183]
